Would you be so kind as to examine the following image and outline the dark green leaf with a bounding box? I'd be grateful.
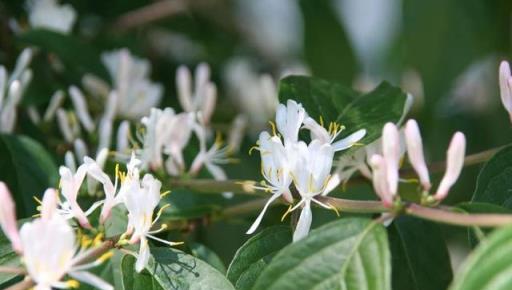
[0,231,21,288]
[388,216,452,290]
[471,145,512,208]
[226,225,292,290]
[121,247,235,290]
[0,134,58,217]
[252,218,390,290]
[450,225,512,290]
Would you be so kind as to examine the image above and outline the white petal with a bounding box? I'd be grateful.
[435,132,466,200]
[303,117,330,143]
[70,271,113,290]
[332,129,366,151]
[176,66,193,112]
[136,238,151,273]
[69,86,95,133]
[41,188,58,220]
[404,120,431,191]
[246,193,282,234]
[293,201,312,242]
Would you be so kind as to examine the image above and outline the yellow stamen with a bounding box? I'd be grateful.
[169,241,185,246]
[327,203,340,217]
[248,145,260,155]
[319,115,324,127]
[96,251,114,263]
[268,121,278,136]
[280,204,293,222]
[66,280,80,288]
[160,190,171,198]
[33,196,42,205]
[92,233,104,247]
[81,235,92,248]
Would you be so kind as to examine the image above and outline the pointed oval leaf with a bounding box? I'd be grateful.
[226,225,292,290]
[450,226,512,290]
[252,218,390,290]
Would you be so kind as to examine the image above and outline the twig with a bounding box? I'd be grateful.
[406,204,512,227]
[0,266,25,275]
[112,0,187,31]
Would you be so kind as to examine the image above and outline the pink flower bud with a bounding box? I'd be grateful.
[404,120,431,191]
[435,132,466,200]
[499,61,512,121]
[369,155,393,207]
[0,182,22,253]
[382,123,400,195]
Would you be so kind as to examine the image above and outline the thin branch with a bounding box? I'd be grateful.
[406,204,512,227]
[220,198,269,219]
[170,179,266,196]
[0,266,25,275]
[318,196,387,214]
[112,0,187,31]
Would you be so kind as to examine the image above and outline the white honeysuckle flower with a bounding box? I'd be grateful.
[26,0,76,34]
[20,189,113,290]
[289,140,335,241]
[499,60,512,122]
[246,131,295,234]
[58,161,103,228]
[56,109,76,142]
[275,100,306,145]
[101,49,163,119]
[0,182,22,253]
[116,121,131,154]
[120,155,181,272]
[84,156,119,223]
[162,112,195,175]
[302,116,366,151]
[176,63,217,124]
[369,154,393,207]
[140,108,170,170]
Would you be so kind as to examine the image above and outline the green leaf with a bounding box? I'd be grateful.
[121,247,235,290]
[388,216,452,290]
[0,232,21,288]
[278,76,408,149]
[252,218,390,290]
[104,206,129,238]
[450,225,512,290]
[226,225,292,290]
[471,145,512,208]
[0,134,58,217]
[18,29,109,82]
[189,242,226,274]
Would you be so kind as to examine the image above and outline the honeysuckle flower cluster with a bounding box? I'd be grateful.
[26,0,76,34]
[247,100,367,241]
[369,120,466,207]
[0,183,113,290]
[0,150,180,282]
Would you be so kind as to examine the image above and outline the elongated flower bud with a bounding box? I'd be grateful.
[435,132,466,200]
[69,86,95,133]
[382,123,400,196]
[176,66,192,112]
[499,61,512,121]
[404,120,431,191]
[43,90,65,122]
[0,182,22,253]
[369,155,393,207]
[116,121,130,153]
[56,109,74,142]
[0,66,6,110]
[201,83,217,124]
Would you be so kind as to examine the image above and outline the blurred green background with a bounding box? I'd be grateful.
[1,0,512,266]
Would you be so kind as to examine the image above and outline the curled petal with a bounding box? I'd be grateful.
[435,132,466,201]
[332,129,366,152]
[404,120,431,191]
[292,200,312,242]
[246,193,282,234]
